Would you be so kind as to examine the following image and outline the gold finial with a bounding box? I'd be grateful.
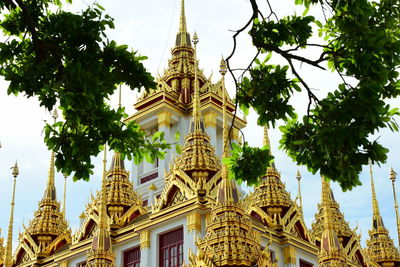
[190,31,202,132]
[369,159,380,218]
[99,144,108,230]
[389,167,400,248]
[263,126,271,149]
[62,173,67,217]
[43,109,59,202]
[216,57,239,204]
[221,57,228,161]
[296,170,303,211]
[4,161,19,267]
[179,0,187,35]
[219,56,227,76]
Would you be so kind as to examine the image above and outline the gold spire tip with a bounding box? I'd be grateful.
[390,167,397,181]
[219,57,227,76]
[11,161,19,178]
[179,0,187,34]
[296,170,301,180]
[193,31,198,44]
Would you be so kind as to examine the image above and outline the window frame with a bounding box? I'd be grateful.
[123,246,141,267]
[159,227,184,267]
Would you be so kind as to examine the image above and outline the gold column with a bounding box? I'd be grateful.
[157,111,171,128]
[59,260,69,267]
[4,162,19,267]
[390,168,400,248]
[140,230,151,249]
[283,245,296,265]
[187,212,201,232]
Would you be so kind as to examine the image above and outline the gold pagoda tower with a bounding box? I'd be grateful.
[365,162,400,267]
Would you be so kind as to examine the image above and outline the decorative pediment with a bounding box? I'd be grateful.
[73,216,98,243]
[153,178,195,212]
[247,205,276,228]
[281,205,311,242]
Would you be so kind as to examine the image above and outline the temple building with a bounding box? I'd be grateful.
[1,1,400,266]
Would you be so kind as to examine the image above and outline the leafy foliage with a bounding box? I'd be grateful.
[0,0,168,180]
[230,0,400,190]
[223,142,274,186]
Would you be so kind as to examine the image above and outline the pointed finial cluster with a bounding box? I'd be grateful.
[4,162,19,267]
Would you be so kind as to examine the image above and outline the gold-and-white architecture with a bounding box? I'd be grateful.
[1,1,400,266]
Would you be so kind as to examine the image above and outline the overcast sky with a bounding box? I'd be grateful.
[1,0,400,250]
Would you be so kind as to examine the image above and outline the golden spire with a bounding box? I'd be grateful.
[366,160,400,265]
[263,125,277,171]
[63,173,67,217]
[43,109,58,202]
[175,0,190,47]
[369,159,383,228]
[263,126,271,148]
[4,161,19,267]
[190,32,202,132]
[221,57,228,160]
[318,177,346,266]
[99,146,108,229]
[390,167,400,248]
[296,170,303,211]
[216,57,239,204]
[17,110,71,257]
[179,0,187,36]
[87,144,115,267]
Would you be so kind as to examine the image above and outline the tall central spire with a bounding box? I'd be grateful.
[179,0,187,34]
[175,0,191,47]
[43,110,58,202]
